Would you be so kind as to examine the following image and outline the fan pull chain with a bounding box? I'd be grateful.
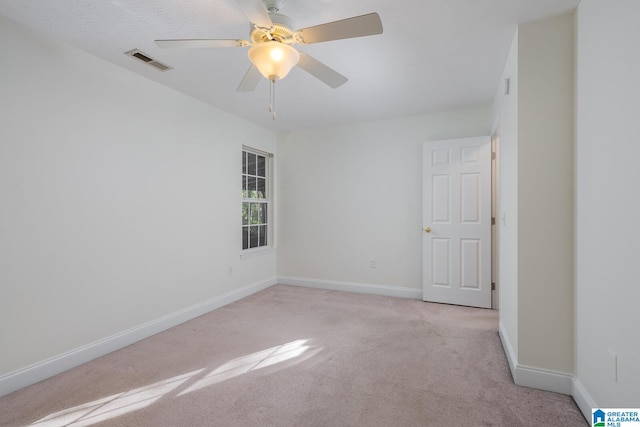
[268,79,276,120]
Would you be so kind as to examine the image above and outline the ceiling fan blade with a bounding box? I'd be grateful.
[236,64,262,92]
[155,39,250,49]
[295,12,383,45]
[297,52,348,89]
[235,0,273,29]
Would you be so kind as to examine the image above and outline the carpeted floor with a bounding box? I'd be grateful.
[0,285,587,426]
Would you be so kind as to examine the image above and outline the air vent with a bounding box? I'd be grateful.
[125,49,173,72]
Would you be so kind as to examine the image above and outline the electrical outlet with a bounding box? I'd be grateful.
[370,259,376,269]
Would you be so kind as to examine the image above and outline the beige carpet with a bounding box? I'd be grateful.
[0,285,586,426]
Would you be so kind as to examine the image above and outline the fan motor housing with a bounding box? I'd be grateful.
[250,12,296,44]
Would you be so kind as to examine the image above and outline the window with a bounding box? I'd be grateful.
[242,148,271,250]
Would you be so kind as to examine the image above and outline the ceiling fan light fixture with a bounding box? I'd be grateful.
[248,41,300,81]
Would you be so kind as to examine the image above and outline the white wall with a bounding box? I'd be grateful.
[277,109,491,294]
[517,13,575,374]
[492,13,575,391]
[0,15,276,385]
[575,0,640,408]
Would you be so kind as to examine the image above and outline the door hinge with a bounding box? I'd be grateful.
[491,282,496,291]
[491,217,496,225]
[491,151,496,160]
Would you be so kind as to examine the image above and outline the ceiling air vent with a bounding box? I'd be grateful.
[124,49,173,72]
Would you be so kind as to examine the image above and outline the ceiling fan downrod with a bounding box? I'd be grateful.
[264,0,284,13]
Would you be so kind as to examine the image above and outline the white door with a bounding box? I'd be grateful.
[423,136,491,308]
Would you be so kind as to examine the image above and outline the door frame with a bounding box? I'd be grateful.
[491,132,501,310]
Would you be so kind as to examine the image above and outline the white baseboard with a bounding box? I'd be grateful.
[514,364,574,395]
[572,378,598,421]
[277,276,422,300]
[0,277,276,397]
[498,321,573,395]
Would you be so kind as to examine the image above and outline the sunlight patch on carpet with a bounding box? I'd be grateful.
[30,369,204,426]
[29,339,320,426]
[177,339,314,396]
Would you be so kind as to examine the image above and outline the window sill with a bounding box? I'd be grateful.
[240,247,275,260]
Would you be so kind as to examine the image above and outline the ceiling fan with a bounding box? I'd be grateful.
[154,0,383,93]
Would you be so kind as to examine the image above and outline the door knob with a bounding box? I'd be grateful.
[424,227,431,233]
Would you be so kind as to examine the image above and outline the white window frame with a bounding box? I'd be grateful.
[241,146,273,257]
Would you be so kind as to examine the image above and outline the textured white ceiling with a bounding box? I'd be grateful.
[0,0,579,132]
